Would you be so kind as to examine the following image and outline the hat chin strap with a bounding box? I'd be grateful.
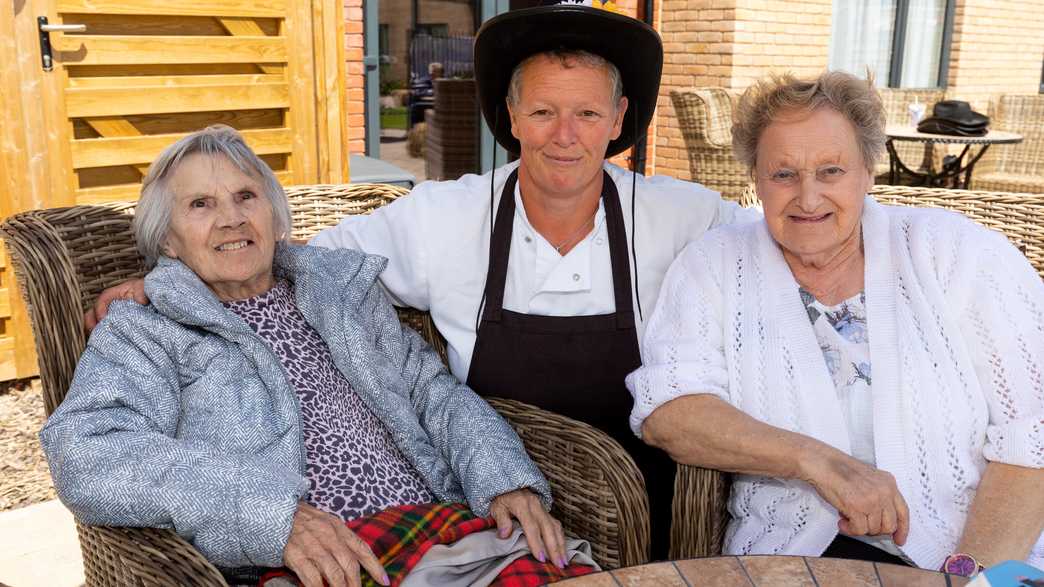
[477,102,501,332]
[630,98,643,322]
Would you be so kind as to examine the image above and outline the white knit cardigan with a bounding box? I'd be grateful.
[626,196,1044,570]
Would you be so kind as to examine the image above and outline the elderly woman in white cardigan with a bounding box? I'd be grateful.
[626,71,1044,577]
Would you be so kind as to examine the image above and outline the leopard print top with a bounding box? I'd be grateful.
[224,279,434,522]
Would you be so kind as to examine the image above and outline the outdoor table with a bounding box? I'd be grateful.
[886,125,1023,189]
[555,555,969,586]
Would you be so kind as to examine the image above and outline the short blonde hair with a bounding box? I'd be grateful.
[732,70,886,174]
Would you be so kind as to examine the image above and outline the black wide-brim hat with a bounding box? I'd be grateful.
[916,99,990,137]
[930,100,989,127]
[474,3,663,157]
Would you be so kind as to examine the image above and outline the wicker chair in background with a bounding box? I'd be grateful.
[973,94,1044,194]
[670,88,750,203]
[0,183,650,586]
[876,87,946,181]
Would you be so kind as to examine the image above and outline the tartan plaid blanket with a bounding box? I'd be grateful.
[260,502,597,586]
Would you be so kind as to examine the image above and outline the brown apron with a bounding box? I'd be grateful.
[466,168,675,558]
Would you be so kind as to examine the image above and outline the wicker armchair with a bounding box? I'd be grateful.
[973,95,1044,194]
[1,183,650,586]
[877,88,946,180]
[670,88,750,202]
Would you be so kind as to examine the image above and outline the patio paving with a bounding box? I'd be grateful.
[378,131,427,184]
[0,499,82,586]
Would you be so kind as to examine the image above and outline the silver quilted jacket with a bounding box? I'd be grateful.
[41,244,550,569]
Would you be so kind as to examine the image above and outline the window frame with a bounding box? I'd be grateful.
[886,0,956,89]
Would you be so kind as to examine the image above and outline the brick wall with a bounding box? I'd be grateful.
[946,0,1044,112]
[649,0,832,179]
[729,0,832,89]
[346,0,366,155]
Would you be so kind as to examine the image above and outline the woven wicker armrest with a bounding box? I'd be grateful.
[485,397,651,570]
[670,464,731,559]
[76,524,227,586]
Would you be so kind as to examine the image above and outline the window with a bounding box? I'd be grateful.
[415,23,449,38]
[829,0,955,88]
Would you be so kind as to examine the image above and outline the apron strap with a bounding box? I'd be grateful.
[599,171,637,331]
[479,168,519,323]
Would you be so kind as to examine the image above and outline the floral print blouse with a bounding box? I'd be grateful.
[801,288,912,562]
[800,288,874,466]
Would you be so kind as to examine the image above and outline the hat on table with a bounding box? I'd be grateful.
[917,100,990,137]
[473,0,663,157]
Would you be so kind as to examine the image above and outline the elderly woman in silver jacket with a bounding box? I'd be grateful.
[41,125,583,587]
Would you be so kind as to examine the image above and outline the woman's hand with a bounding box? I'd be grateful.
[84,278,148,332]
[802,446,910,545]
[489,489,568,569]
[283,502,389,587]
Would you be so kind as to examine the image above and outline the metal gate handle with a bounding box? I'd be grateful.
[40,23,87,33]
[37,17,86,72]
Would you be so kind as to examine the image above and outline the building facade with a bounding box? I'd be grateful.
[345,0,1044,180]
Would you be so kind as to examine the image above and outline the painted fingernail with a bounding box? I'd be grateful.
[382,572,391,585]
[559,556,568,568]
[537,550,546,563]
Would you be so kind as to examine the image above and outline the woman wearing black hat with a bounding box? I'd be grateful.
[86,1,759,560]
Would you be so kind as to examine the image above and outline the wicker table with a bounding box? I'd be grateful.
[555,556,969,586]
[886,125,1022,189]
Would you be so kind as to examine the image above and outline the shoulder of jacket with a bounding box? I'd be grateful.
[89,300,188,355]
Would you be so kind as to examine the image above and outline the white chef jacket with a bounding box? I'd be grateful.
[310,160,758,381]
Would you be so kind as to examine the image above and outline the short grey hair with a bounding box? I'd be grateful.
[133,125,292,268]
[732,70,886,174]
[506,50,624,110]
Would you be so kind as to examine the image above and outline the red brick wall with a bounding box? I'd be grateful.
[946,0,1044,112]
[649,0,831,179]
[345,0,366,155]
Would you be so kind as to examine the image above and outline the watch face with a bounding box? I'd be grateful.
[944,554,978,577]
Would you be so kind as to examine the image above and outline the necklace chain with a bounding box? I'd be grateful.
[551,210,598,253]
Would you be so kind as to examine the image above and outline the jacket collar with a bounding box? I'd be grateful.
[144,243,388,335]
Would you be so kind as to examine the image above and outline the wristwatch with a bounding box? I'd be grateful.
[942,553,984,577]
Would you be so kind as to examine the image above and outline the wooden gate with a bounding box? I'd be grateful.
[1,0,350,380]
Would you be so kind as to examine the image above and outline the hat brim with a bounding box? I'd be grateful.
[474,5,663,158]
